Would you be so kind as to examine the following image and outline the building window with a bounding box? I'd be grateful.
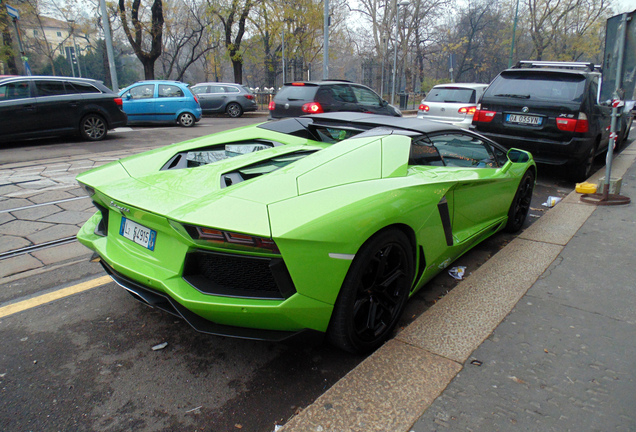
[33,30,38,36]
[57,31,62,37]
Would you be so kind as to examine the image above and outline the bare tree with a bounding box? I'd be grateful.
[118,0,164,79]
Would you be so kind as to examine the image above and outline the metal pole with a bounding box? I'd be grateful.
[391,3,399,105]
[604,12,628,196]
[99,0,119,91]
[323,0,329,80]
[282,28,285,83]
[508,0,520,68]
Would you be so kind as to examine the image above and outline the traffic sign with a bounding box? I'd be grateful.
[6,4,20,19]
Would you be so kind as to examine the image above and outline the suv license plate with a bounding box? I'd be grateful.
[120,217,157,251]
[506,114,542,125]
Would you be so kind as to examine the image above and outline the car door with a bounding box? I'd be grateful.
[192,85,213,111]
[428,132,515,244]
[156,84,186,121]
[0,80,38,139]
[33,80,83,133]
[350,85,388,115]
[205,85,228,111]
[320,84,358,113]
[121,84,156,122]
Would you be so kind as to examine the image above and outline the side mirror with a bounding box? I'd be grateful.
[125,93,132,100]
[381,100,388,107]
[507,149,529,163]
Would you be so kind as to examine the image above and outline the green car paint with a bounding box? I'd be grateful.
[77,115,536,348]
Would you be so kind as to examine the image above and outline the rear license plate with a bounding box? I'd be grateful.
[119,217,156,251]
[506,114,542,125]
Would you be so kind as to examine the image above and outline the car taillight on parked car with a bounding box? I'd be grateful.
[302,102,323,114]
[193,95,199,104]
[473,105,496,123]
[268,101,275,110]
[244,94,255,100]
[556,112,589,133]
[458,106,477,115]
[419,104,429,112]
[114,97,123,108]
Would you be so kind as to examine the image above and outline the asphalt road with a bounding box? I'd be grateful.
[0,117,631,432]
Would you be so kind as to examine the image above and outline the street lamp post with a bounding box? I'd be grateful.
[391,0,409,106]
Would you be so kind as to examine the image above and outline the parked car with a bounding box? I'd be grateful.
[77,112,535,353]
[190,83,257,117]
[471,61,613,181]
[0,75,127,142]
[417,83,488,128]
[119,80,202,127]
[268,80,401,119]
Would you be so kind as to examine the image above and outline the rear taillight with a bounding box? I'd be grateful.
[268,101,275,110]
[244,94,255,100]
[556,113,589,133]
[419,104,429,112]
[302,102,323,114]
[114,97,122,108]
[193,95,199,104]
[473,106,496,123]
[458,106,477,115]
[196,227,280,254]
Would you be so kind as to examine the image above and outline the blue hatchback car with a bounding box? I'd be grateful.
[119,80,202,127]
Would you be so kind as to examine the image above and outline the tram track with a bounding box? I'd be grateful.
[0,236,79,261]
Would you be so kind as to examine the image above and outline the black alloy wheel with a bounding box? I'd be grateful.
[504,169,535,233]
[570,145,596,182]
[328,229,414,353]
[178,112,196,127]
[80,114,107,141]
[226,102,243,118]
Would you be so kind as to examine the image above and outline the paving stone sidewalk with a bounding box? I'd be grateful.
[410,164,636,431]
[0,147,155,281]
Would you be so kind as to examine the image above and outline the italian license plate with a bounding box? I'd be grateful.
[506,114,542,125]
[119,217,157,251]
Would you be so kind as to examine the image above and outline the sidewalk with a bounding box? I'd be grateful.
[280,140,636,431]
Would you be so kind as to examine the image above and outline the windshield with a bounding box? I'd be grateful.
[426,87,476,103]
[488,72,586,102]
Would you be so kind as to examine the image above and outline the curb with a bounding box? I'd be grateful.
[279,140,636,432]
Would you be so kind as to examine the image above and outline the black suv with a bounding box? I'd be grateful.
[471,61,615,181]
[268,80,401,119]
[0,76,127,143]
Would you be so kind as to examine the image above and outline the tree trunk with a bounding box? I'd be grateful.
[143,61,155,80]
[232,58,242,84]
[2,26,19,75]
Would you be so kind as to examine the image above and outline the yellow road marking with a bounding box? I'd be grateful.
[0,275,112,319]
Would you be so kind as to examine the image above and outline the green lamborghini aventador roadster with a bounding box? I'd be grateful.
[76,113,536,353]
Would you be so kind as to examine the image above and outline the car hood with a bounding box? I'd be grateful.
[77,131,412,236]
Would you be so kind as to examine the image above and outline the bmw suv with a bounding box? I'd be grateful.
[269,80,401,119]
[471,61,613,181]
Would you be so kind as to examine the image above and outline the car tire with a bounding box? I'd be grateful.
[80,114,107,141]
[327,228,414,354]
[504,169,535,233]
[178,112,196,127]
[569,144,596,182]
[226,102,243,118]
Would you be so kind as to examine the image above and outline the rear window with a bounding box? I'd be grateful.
[426,87,476,104]
[486,71,586,102]
[276,85,318,101]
